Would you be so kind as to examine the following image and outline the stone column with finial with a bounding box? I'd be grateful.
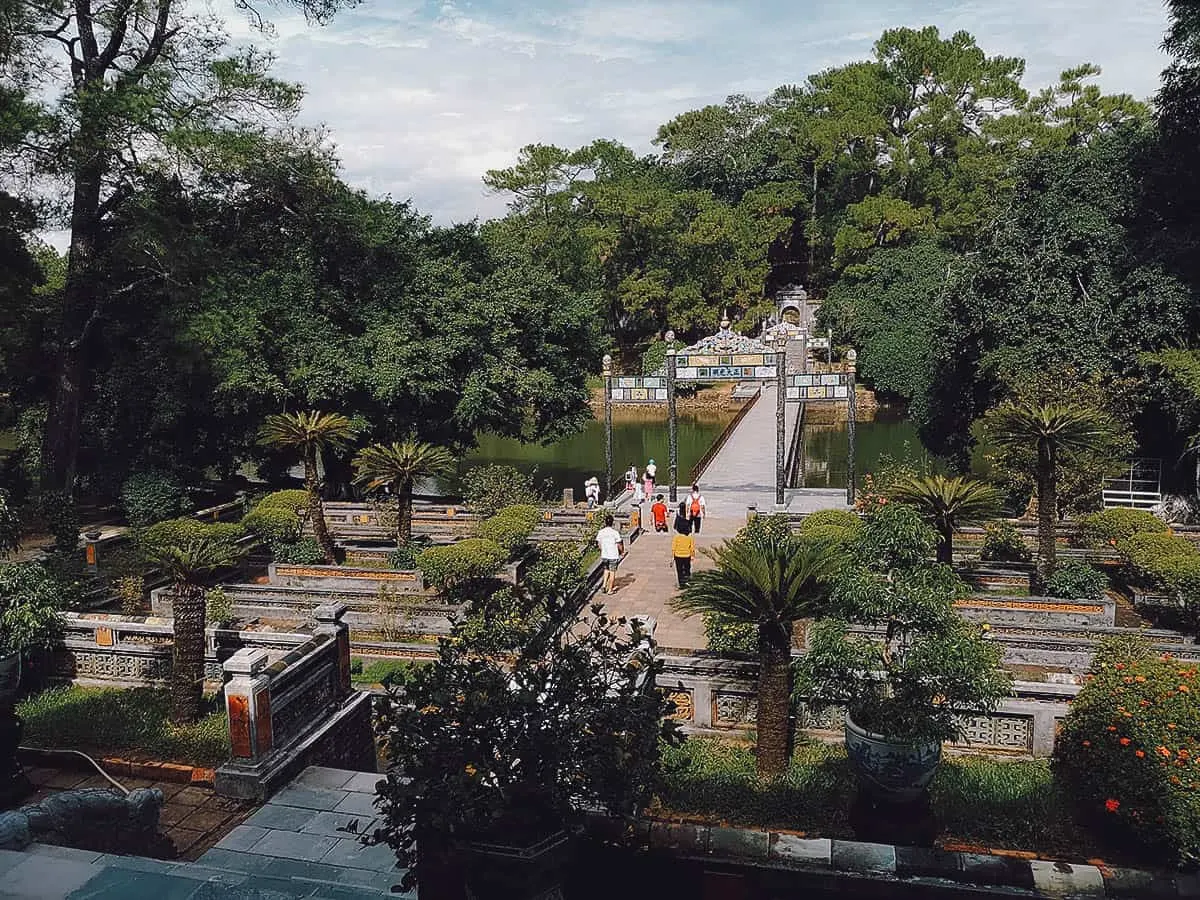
[602,354,613,503]
[846,348,858,506]
[666,343,678,504]
[775,346,787,510]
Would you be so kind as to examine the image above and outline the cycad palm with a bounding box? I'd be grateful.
[259,411,355,564]
[889,474,1003,564]
[143,536,245,724]
[353,441,456,545]
[986,401,1114,584]
[670,533,840,776]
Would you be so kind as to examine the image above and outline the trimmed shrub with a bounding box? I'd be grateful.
[703,613,757,654]
[417,538,506,590]
[120,470,191,527]
[797,524,858,555]
[738,513,794,549]
[475,504,541,556]
[138,518,244,553]
[979,521,1032,562]
[461,465,539,517]
[270,538,324,565]
[1045,563,1109,601]
[799,509,861,532]
[34,491,79,556]
[523,542,586,601]
[1078,508,1168,549]
[242,505,302,543]
[1055,636,1200,866]
[256,489,309,514]
[116,575,144,616]
[1120,532,1200,589]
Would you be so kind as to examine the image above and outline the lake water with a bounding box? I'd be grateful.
[454,407,923,496]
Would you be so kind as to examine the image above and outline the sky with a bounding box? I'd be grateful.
[222,0,1171,224]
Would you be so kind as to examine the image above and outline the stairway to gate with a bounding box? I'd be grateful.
[695,384,849,516]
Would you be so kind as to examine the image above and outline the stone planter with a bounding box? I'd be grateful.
[844,713,941,803]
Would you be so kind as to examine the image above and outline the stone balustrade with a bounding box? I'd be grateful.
[215,603,375,801]
[50,612,309,687]
[655,654,1071,758]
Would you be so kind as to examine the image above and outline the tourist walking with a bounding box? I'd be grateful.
[671,517,695,588]
[687,484,706,533]
[644,458,657,497]
[584,476,600,508]
[626,463,641,502]
[596,514,625,594]
[651,494,669,532]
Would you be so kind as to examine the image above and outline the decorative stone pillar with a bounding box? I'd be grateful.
[602,354,613,503]
[775,349,787,510]
[746,504,757,525]
[223,648,273,765]
[667,348,678,504]
[315,602,351,696]
[846,349,858,507]
[83,531,102,574]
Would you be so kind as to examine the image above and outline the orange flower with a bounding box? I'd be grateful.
[1179,749,1191,760]
[1135,675,1146,683]
[1158,746,1173,758]
[1168,723,1177,730]
[1136,750,1145,758]
[1115,663,1125,670]
[1120,737,1131,746]
[1105,798,1120,812]
[1107,725,1117,732]
[1179,685,1190,693]
[1082,740,1091,747]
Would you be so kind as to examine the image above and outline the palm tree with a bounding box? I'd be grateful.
[353,441,456,545]
[143,536,245,724]
[259,410,355,564]
[888,474,1003,564]
[670,532,840,776]
[986,401,1114,586]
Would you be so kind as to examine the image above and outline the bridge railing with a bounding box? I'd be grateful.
[688,385,761,484]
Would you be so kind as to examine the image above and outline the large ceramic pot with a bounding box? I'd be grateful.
[844,713,941,803]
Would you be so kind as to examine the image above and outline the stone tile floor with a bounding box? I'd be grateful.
[17,765,254,861]
[0,767,407,898]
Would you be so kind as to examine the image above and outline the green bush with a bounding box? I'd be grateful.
[17,686,228,766]
[979,521,1032,562]
[475,504,542,556]
[737,513,794,549]
[523,542,586,601]
[350,658,417,687]
[796,524,858,555]
[255,489,310,513]
[34,491,79,556]
[461,465,539,517]
[1078,508,1167,549]
[417,538,506,590]
[0,488,21,557]
[139,518,244,553]
[1120,532,1200,594]
[242,505,302,543]
[1045,563,1109,601]
[116,574,145,616]
[1055,636,1200,866]
[387,544,421,570]
[0,562,63,655]
[799,509,861,532]
[703,612,757,654]
[271,538,324,565]
[205,587,235,627]
[120,470,191,527]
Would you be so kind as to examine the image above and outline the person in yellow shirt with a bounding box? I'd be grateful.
[671,518,695,588]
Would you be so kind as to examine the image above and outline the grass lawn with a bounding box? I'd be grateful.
[17,685,228,767]
[349,657,419,687]
[657,739,1109,863]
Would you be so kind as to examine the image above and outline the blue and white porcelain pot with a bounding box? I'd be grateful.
[844,713,941,803]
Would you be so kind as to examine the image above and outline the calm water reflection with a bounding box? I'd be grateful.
[453,406,924,495]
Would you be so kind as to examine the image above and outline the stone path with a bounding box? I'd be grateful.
[597,516,745,653]
[0,767,405,899]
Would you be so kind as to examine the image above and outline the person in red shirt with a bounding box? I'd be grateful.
[651,494,669,532]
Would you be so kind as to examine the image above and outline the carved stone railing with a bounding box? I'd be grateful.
[215,603,375,800]
[51,612,309,688]
[655,654,1073,758]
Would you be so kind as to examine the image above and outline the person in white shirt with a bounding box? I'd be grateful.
[584,477,600,508]
[687,484,706,533]
[596,514,625,594]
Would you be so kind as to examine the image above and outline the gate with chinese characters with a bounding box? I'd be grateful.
[602,319,858,508]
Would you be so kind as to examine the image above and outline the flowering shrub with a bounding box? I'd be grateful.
[1054,636,1200,866]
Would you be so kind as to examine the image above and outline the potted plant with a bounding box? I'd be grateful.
[372,596,679,899]
[797,504,1011,802]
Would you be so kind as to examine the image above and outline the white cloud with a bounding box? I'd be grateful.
[214,0,1171,224]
